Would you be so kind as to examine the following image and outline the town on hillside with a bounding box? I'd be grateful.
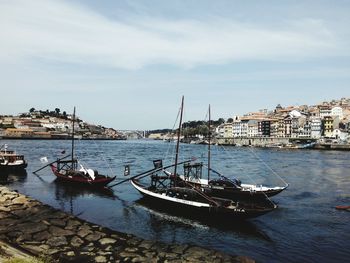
[148,97,350,149]
[0,108,126,140]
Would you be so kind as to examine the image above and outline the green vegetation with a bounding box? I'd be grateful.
[3,256,52,263]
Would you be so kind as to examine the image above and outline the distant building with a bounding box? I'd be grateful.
[331,106,343,119]
[260,120,271,137]
[5,128,33,138]
[310,117,322,139]
[223,122,233,138]
[323,116,334,137]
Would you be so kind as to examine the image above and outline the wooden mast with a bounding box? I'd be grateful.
[174,96,184,186]
[208,104,211,181]
[71,106,76,168]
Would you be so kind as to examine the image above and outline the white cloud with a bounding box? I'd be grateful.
[0,0,345,70]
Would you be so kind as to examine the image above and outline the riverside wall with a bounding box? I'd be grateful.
[217,137,289,147]
[0,186,253,263]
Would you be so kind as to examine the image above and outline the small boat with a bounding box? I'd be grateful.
[36,107,116,188]
[335,205,350,211]
[50,160,115,187]
[0,144,27,173]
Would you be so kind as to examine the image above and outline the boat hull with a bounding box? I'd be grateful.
[202,185,287,200]
[131,179,276,220]
[0,162,27,173]
[50,165,115,188]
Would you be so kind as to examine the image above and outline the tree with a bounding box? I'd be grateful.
[227,118,233,123]
[29,107,35,113]
[55,108,60,116]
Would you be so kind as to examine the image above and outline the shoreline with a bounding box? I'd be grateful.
[0,186,254,262]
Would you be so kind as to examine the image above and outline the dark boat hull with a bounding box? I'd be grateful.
[131,180,276,220]
[202,185,286,200]
[50,165,115,188]
[0,162,27,173]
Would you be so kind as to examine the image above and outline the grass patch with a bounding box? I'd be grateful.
[3,256,52,263]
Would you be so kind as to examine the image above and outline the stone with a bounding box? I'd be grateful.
[119,251,140,258]
[127,237,142,246]
[139,240,154,250]
[50,219,66,227]
[10,209,33,218]
[7,231,22,239]
[71,236,84,247]
[85,231,105,242]
[49,226,75,236]
[47,236,68,247]
[77,224,92,238]
[47,248,60,255]
[0,207,10,212]
[65,219,81,230]
[48,211,68,220]
[99,237,117,246]
[12,196,28,204]
[184,246,211,258]
[33,231,51,241]
[16,222,48,235]
[170,244,188,255]
[59,250,76,262]
[131,255,150,262]
[95,256,107,263]
[125,247,139,253]
[21,244,45,255]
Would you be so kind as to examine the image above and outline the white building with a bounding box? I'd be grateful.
[331,106,343,119]
[223,122,233,138]
[319,107,331,118]
[215,124,225,138]
[247,120,259,137]
[310,117,322,139]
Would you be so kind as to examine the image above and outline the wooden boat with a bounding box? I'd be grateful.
[335,205,350,211]
[41,107,115,188]
[0,144,27,173]
[170,105,288,201]
[170,164,288,200]
[50,160,115,187]
[129,97,277,220]
[131,174,277,220]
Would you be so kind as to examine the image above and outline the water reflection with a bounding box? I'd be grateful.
[52,180,116,215]
[135,197,271,242]
[0,170,28,184]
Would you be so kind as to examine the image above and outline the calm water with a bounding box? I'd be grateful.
[1,139,349,263]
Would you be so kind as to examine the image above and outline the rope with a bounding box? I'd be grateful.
[247,146,289,187]
[164,102,182,165]
[214,145,277,205]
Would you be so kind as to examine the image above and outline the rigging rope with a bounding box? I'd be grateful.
[247,146,288,187]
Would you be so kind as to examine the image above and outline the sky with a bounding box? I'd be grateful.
[0,0,349,130]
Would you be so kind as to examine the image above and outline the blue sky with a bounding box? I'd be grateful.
[0,0,349,130]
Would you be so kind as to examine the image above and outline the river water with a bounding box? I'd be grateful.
[1,139,349,263]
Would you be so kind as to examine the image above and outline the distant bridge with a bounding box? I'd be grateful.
[117,130,146,139]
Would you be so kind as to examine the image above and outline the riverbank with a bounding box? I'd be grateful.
[216,137,350,150]
[0,186,253,262]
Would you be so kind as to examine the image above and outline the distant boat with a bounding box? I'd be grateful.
[35,107,116,188]
[0,144,27,173]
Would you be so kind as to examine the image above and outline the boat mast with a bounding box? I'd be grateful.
[174,96,184,186]
[71,107,76,164]
[208,104,211,181]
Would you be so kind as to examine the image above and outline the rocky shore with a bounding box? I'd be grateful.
[0,186,254,263]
